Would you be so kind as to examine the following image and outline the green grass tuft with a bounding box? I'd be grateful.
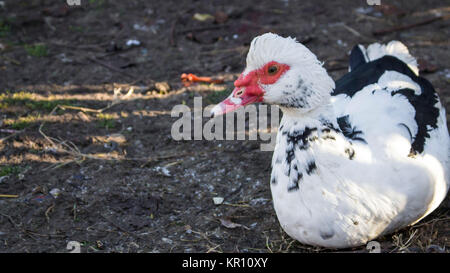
[24,44,48,57]
[0,20,11,37]
[0,165,22,177]
[96,113,116,129]
[205,88,231,104]
[0,91,75,112]
[4,114,40,130]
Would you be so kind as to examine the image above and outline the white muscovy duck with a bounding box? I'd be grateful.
[211,33,449,248]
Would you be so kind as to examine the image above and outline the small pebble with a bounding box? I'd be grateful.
[50,188,61,199]
[213,197,224,205]
[126,39,141,47]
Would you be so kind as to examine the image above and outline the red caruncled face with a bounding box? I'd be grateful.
[211,61,290,116]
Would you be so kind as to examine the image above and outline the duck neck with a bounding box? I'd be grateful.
[272,102,341,192]
[279,101,338,133]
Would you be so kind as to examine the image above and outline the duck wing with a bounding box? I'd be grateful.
[331,41,446,155]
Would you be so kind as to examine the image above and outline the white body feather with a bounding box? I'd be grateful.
[260,36,450,248]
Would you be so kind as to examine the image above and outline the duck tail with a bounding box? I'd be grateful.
[348,41,419,75]
[368,41,419,75]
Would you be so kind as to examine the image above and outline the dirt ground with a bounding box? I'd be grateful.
[0,0,449,253]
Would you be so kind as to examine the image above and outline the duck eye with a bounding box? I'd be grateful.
[268,65,278,75]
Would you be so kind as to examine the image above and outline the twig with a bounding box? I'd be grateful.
[206,244,222,253]
[52,87,127,114]
[87,58,152,85]
[409,40,450,47]
[0,129,21,134]
[0,55,21,65]
[45,203,55,223]
[412,216,450,228]
[22,230,65,238]
[410,7,450,17]
[340,23,376,42]
[373,15,447,36]
[0,194,19,198]
[329,22,375,42]
[391,229,418,252]
[87,56,136,79]
[222,202,251,208]
[0,129,25,143]
[191,230,223,253]
[0,212,25,234]
[58,105,104,113]
[139,153,191,167]
[0,212,63,239]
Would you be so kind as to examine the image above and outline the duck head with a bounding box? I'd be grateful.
[211,33,335,116]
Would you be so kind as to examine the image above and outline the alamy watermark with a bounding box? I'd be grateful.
[170,97,279,151]
[67,0,81,6]
[366,0,381,5]
[66,241,81,253]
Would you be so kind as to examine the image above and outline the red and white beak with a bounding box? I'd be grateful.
[210,87,263,117]
[210,71,265,117]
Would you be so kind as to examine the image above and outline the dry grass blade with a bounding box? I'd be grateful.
[38,103,191,167]
[391,229,418,252]
[191,230,223,253]
[412,216,450,228]
[0,129,25,144]
[265,235,273,253]
[36,87,187,166]
[0,194,19,198]
[373,15,448,36]
[339,23,376,42]
[219,218,250,230]
[45,204,55,223]
[0,55,21,65]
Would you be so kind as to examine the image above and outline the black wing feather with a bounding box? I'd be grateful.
[333,54,440,154]
[349,45,367,71]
